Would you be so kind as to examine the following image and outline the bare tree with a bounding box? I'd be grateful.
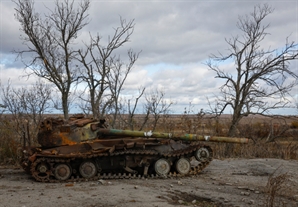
[144,89,173,131]
[77,18,140,121]
[116,87,146,130]
[13,0,90,119]
[206,4,298,137]
[108,49,140,126]
[76,93,93,116]
[1,80,52,145]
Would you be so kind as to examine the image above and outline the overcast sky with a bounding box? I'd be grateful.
[0,0,297,115]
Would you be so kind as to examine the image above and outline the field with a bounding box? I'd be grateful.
[0,113,298,164]
[0,113,298,206]
[112,114,298,160]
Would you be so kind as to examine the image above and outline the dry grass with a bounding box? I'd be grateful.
[261,167,297,207]
[0,114,298,164]
[209,140,298,160]
[265,171,288,207]
[0,118,20,164]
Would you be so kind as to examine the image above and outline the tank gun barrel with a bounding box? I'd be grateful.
[98,129,249,144]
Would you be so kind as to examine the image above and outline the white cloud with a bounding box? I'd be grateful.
[0,66,38,87]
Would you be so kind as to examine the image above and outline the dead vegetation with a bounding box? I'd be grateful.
[262,167,296,207]
[0,113,297,165]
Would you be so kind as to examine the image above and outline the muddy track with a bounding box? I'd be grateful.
[1,158,298,207]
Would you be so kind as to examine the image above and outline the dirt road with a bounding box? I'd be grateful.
[1,158,297,207]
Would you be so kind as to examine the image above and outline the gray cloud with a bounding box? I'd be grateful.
[1,0,297,114]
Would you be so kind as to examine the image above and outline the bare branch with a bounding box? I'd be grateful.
[13,0,90,119]
[206,4,298,136]
[76,17,140,121]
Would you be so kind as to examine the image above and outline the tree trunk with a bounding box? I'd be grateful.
[62,93,69,120]
[228,122,239,137]
[225,114,241,155]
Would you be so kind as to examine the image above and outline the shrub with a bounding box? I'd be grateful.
[290,121,298,129]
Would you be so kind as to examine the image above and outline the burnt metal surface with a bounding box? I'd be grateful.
[19,116,249,182]
[38,117,99,148]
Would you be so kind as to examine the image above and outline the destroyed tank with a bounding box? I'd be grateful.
[19,115,249,182]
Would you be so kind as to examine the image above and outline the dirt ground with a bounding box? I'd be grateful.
[0,158,298,207]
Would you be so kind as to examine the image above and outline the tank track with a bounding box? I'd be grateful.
[30,144,213,183]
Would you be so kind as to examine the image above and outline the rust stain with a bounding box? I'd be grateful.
[59,133,78,146]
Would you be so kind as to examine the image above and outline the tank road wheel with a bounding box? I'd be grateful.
[154,158,171,176]
[195,147,211,162]
[54,163,72,181]
[31,159,52,182]
[79,161,97,178]
[175,158,191,175]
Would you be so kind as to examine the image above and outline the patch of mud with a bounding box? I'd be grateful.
[232,171,270,176]
[160,190,222,206]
